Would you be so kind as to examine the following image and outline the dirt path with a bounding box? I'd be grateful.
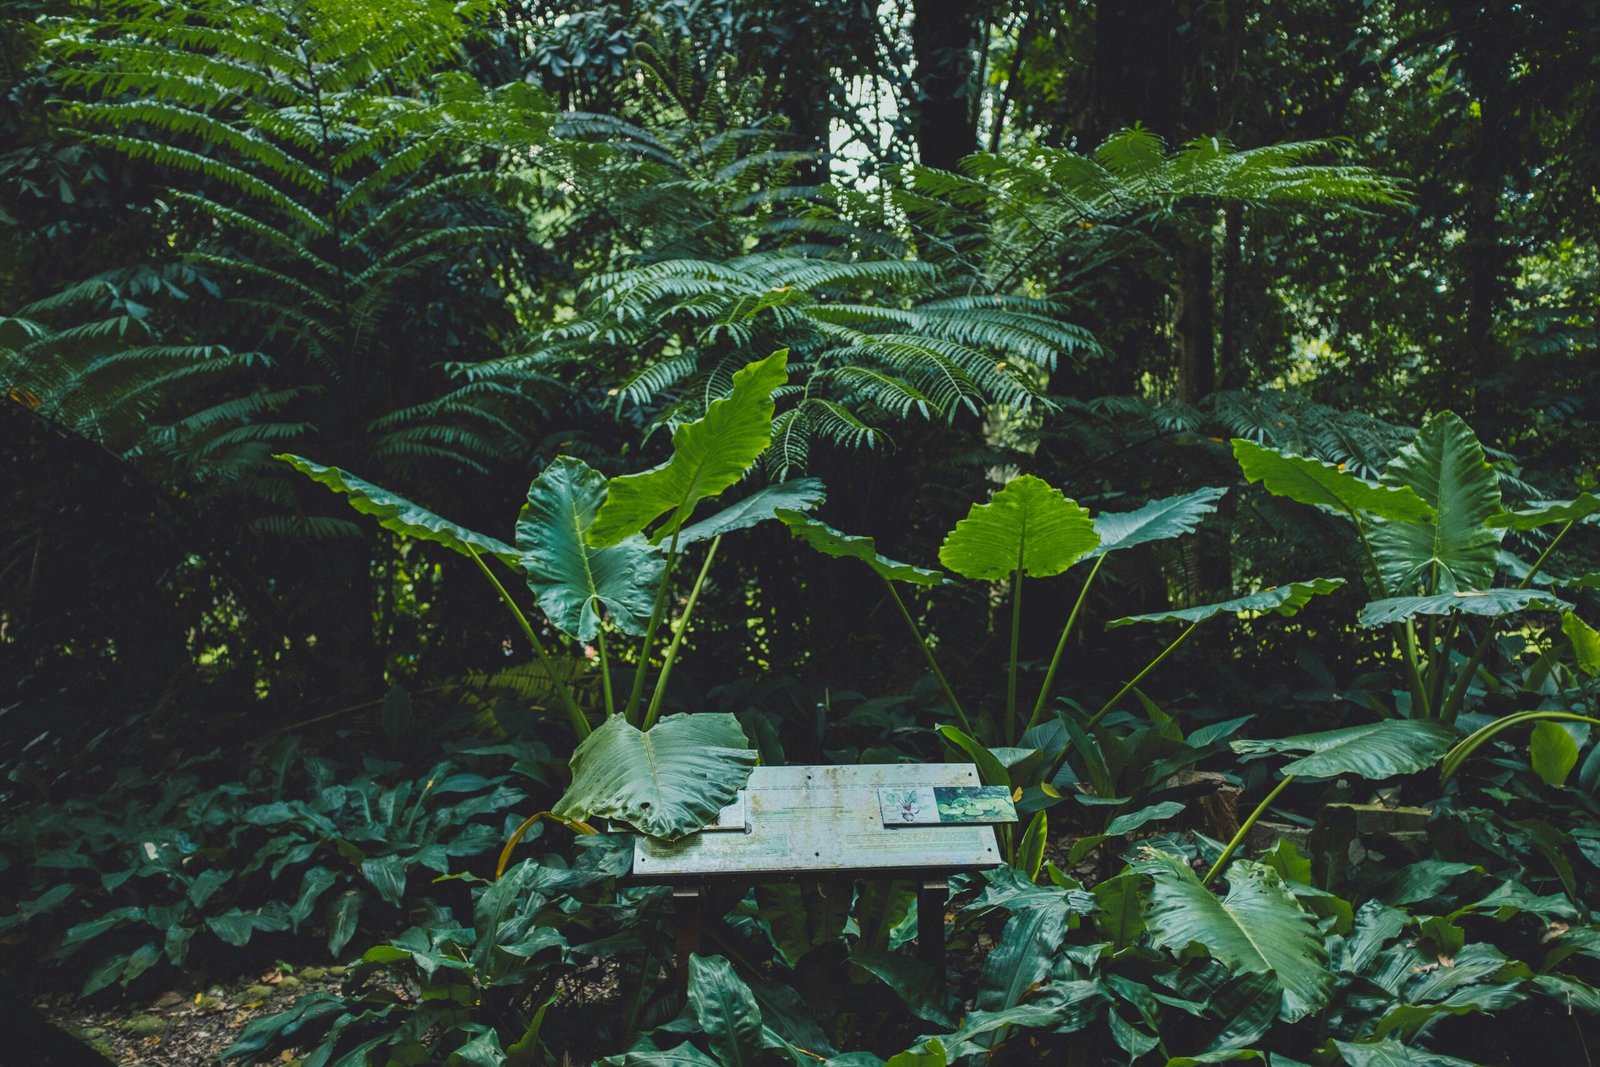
[38,964,346,1066]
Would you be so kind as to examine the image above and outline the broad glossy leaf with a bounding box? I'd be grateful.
[589,351,788,546]
[1088,486,1229,557]
[1489,493,1600,530]
[554,714,756,840]
[678,478,826,546]
[850,949,953,1027]
[1232,720,1453,779]
[776,510,944,586]
[934,726,1010,787]
[1563,612,1600,675]
[1530,722,1580,787]
[1140,853,1331,1022]
[517,456,664,641]
[939,474,1099,580]
[1106,801,1185,835]
[1332,1038,1478,1067]
[326,890,362,956]
[977,896,1070,1011]
[1367,412,1503,594]
[1356,588,1571,627]
[1232,439,1433,521]
[687,953,764,1067]
[1107,578,1345,628]
[278,454,517,563]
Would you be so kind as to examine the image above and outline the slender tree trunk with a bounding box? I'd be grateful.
[910,0,982,170]
[1174,223,1216,403]
[1448,0,1516,440]
[1218,202,1245,390]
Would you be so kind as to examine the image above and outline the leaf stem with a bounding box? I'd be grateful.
[1439,517,1578,725]
[642,535,721,730]
[1202,774,1294,887]
[596,619,616,719]
[468,548,590,739]
[885,579,974,734]
[1025,555,1104,736]
[1087,620,1199,730]
[1006,563,1023,745]
[625,526,683,722]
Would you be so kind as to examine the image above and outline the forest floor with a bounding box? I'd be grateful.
[35,962,345,1066]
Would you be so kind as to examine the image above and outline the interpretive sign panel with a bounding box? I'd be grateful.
[877,785,1016,826]
[632,764,1006,880]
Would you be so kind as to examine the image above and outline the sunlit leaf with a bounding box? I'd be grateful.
[939,474,1099,580]
[1107,578,1344,627]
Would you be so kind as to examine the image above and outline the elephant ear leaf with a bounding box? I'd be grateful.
[1232,439,1433,522]
[776,510,945,586]
[1357,588,1572,627]
[1489,493,1600,530]
[1106,578,1344,628]
[1139,852,1331,1022]
[1089,486,1229,557]
[686,954,765,1067]
[588,350,788,547]
[1367,411,1503,595]
[516,456,664,642]
[677,478,826,546]
[277,454,518,564]
[939,474,1099,580]
[1231,720,1454,778]
[553,714,756,840]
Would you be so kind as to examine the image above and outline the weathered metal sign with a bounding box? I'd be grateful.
[632,764,1005,879]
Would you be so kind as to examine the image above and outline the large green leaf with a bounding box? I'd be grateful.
[1367,412,1503,594]
[687,953,765,1067]
[1140,852,1331,1022]
[1231,720,1454,779]
[553,714,756,840]
[588,351,788,547]
[677,478,826,546]
[1530,722,1580,787]
[278,454,517,564]
[516,456,664,641]
[1564,612,1600,675]
[1232,439,1433,521]
[1106,578,1345,628]
[939,474,1099,580]
[776,510,945,586]
[1489,493,1600,530]
[1088,486,1229,557]
[1356,588,1572,627]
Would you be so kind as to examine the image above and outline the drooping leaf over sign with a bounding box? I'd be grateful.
[553,714,756,840]
[516,456,664,641]
[1139,852,1332,1022]
[1106,578,1345,628]
[1232,439,1434,522]
[776,510,945,586]
[939,474,1099,580]
[587,350,789,547]
[278,454,518,564]
[1356,588,1572,628]
[1232,720,1455,779]
[1366,411,1504,594]
[1088,486,1230,557]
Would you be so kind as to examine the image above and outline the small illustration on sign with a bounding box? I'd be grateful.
[878,785,1016,826]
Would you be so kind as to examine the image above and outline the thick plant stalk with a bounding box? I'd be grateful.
[595,621,616,719]
[469,548,590,739]
[1203,774,1295,887]
[1025,556,1105,736]
[1440,516,1579,724]
[1087,620,1200,729]
[885,579,974,734]
[1349,509,1432,718]
[624,526,684,722]
[1006,564,1023,744]
[641,535,721,730]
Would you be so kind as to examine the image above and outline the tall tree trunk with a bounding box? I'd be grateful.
[1449,0,1517,441]
[1174,223,1216,403]
[910,0,981,170]
[1218,202,1245,390]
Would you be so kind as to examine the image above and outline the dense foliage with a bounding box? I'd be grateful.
[4,0,1600,1064]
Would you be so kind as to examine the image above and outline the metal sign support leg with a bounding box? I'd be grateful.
[917,878,948,978]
